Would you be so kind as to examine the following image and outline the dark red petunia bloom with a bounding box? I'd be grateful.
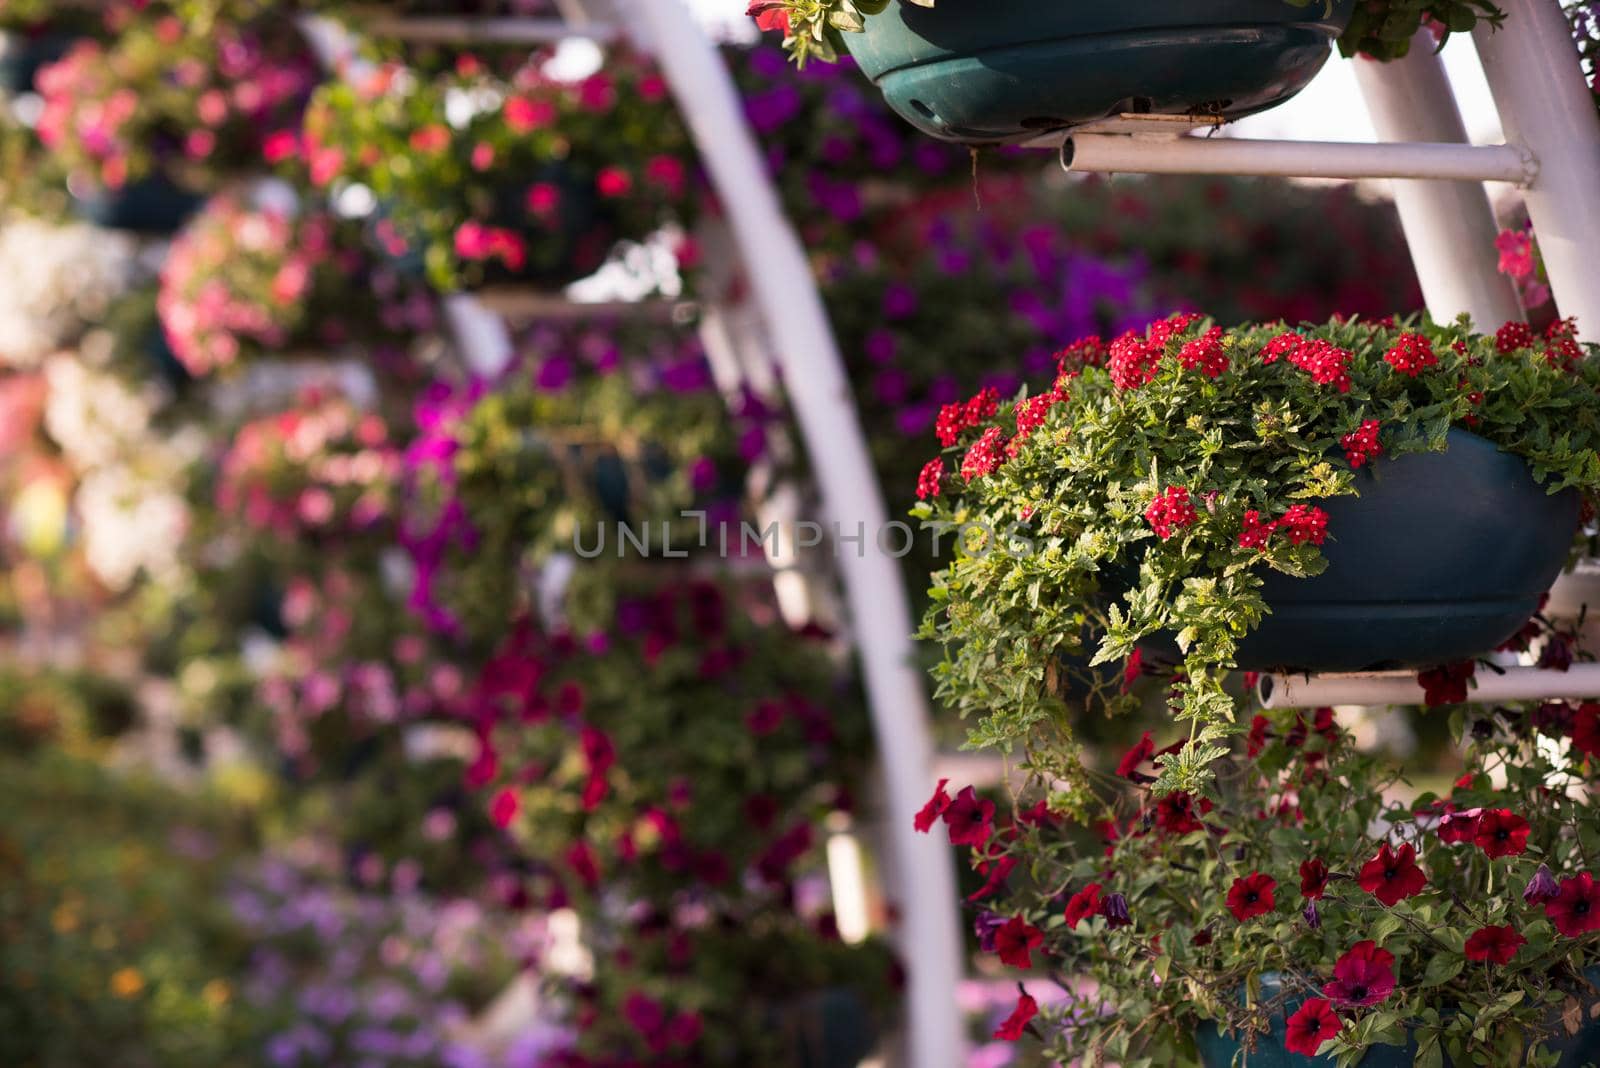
[1418,661,1474,707]
[993,916,1044,970]
[1284,998,1341,1056]
[1437,807,1482,844]
[993,988,1038,1042]
[1064,883,1103,930]
[1573,703,1600,758]
[745,0,791,34]
[1116,731,1155,779]
[1322,940,1396,1007]
[1464,924,1527,964]
[1247,714,1271,757]
[942,786,996,847]
[1358,842,1428,907]
[1154,791,1212,836]
[1473,808,1531,858]
[913,778,951,833]
[1226,872,1277,921]
[1547,872,1600,938]
[1300,858,1330,900]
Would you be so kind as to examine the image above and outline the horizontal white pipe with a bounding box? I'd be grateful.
[1259,665,1600,709]
[1062,133,1536,185]
[360,16,618,43]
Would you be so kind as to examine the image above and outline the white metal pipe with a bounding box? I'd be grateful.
[359,16,619,43]
[622,3,967,1065]
[1259,665,1600,709]
[442,293,516,378]
[1352,33,1524,327]
[1474,0,1600,342]
[1062,133,1535,184]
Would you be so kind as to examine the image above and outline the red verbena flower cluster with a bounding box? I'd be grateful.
[1144,485,1197,540]
[1177,326,1228,378]
[1287,337,1355,393]
[936,387,1000,447]
[1108,331,1163,390]
[961,426,1008,482]
[1340,420,1383,468]
[915,457,944,500]
[1383,332,1438,377]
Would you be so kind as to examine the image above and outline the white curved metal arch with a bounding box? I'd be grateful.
[617,3,968,1065]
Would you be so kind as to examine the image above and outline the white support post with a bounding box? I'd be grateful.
[1475,0,1600,341]
[1352,33,1524,327]
[621,3,967,1066]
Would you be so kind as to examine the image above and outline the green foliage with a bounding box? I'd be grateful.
[921,315,1600,795]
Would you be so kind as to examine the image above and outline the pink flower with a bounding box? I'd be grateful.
[1322,940,1395,1007]
[1495,229,1535,280]
[597,166,633,198]
[489,787,520,828]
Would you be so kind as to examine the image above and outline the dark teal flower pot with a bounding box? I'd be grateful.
[0,31,77,94]
[1140,429,1578,673]
[73,175,205,234]
[841,0,1354,143]
[1197,973,1600,1066]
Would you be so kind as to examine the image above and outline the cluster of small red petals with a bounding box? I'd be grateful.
[1013,388,1066,440]
[1495,320,1536,353]
[1341,420,1383,468]
[1238,509,1277,551]
[1056,336,1106,373]
[915,458,944,501]
[1108,331,1163,390]
[1177,326,1228,378]
[1383,332,1438,376]
[960,426,1008,482]
[1261,331,1304,365]
[936,387,1000,447]
[1144,485,1197,540]
[1148,311,1203,346]
[1289,338,1354,392]
[1544,320,1584,372]
[1279,504,1330,546]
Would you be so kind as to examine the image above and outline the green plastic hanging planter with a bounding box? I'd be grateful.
[841,0,1356,143]
[1196,974,1600,1066]
[1139,429,1578,673]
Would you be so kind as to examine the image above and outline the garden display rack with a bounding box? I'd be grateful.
[308,2,1600,1065]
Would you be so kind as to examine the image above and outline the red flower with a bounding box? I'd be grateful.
[1437,807,1482,844]
[993,988,1038,1041]
[489,787,520,828]
[1238,509,1277,550]
[597,166,633,198]
[1279,504,1329,546]
[1418,661,1474,707]
[1472,808,1530,858]
[1064,883,1103,930]
[1572,702,1600,757]
[745,0,791,34]
[1384,332,1438,376]
[1341,419,1383,468]
[1322,941,1396,1006]
[1154,792,1211,836]
[1547,872,1600,938]
[1247,714,1271,756]
[916,457,944,500]
[942,786,995,847]
[960,426,1008,482]
[1284,998,1341,1057]
[1116,731,1154,779]
[505,95,556,132]
[1226,872,1277,921]
[935,387,999,447]
[1145,486,1198,540]
[1300,858,1329,899]
[1122,647,1144,694]
[912,778,951,833]
[1358,842,1427,906]
[993,916,1044,969]
[1177,326,1228,377]
[1108,331,1162,389]
[1495,320,1536,353]
[1464,924,1526,964]
[1289,338,1354,392]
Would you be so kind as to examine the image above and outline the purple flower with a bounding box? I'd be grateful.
[1525,863,1561,905]
[1303,900,1321,929]
[1101,892,1132,929]
[974,910,1007,953]
[882,282,918,319]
